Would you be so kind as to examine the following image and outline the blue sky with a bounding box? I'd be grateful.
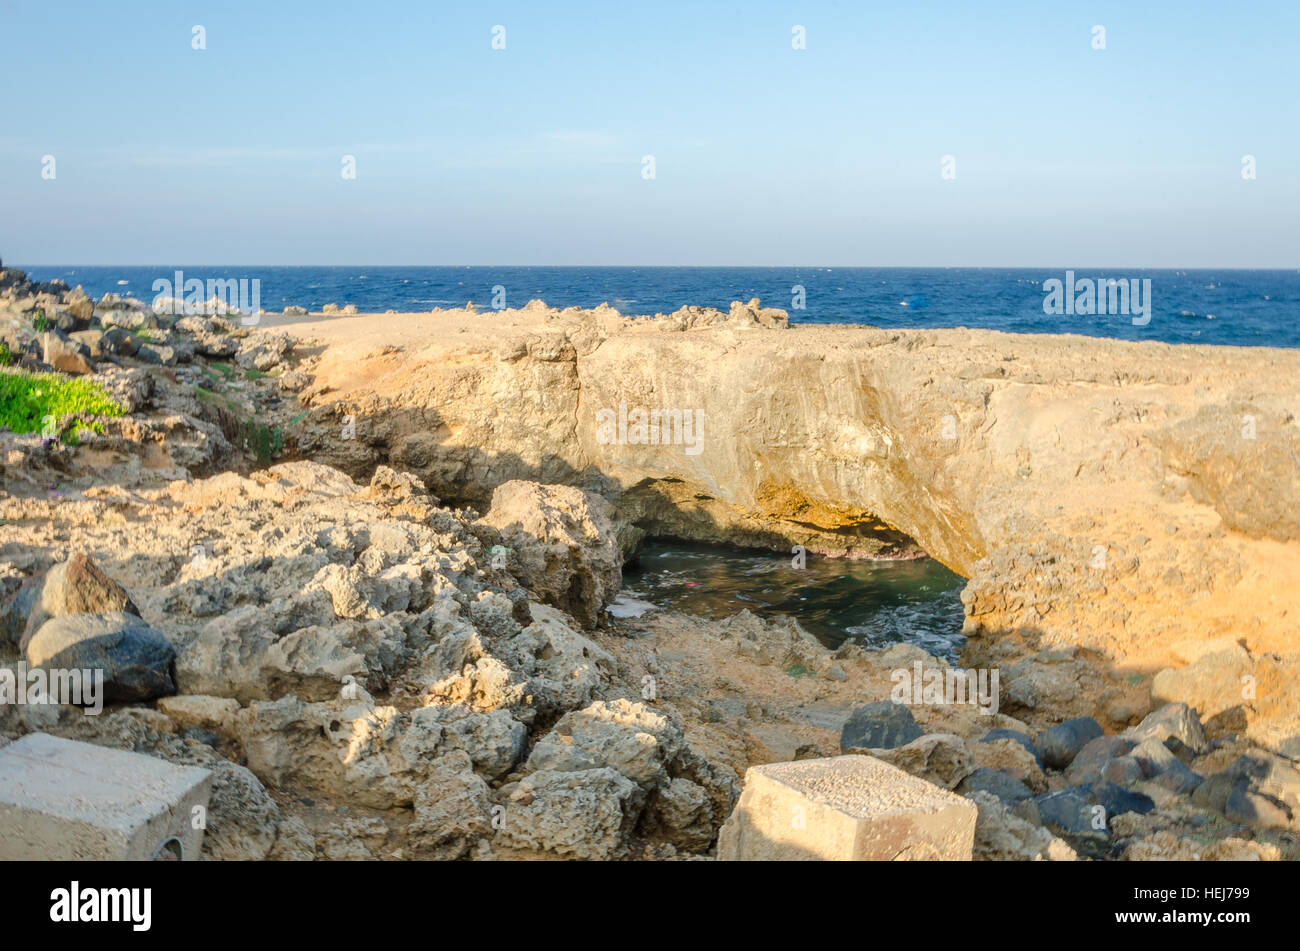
[2,0,1297,266]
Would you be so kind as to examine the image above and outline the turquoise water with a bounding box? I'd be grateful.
[622,540,967,662]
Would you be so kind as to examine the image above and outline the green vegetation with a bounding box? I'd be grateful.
[0,369,125,443]
[0,341,13,366]
[209,361,237,381]
[242,420,284,464]
[32,309,52,333]
[786,663,811,678]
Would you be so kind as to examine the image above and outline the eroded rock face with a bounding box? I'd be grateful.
[283,303,1300,694]
[474,480,622,629]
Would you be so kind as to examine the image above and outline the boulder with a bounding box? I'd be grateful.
[1063,734,1136,785]
[840,700,923,753]
[979,727,1042,765]
[475,480,622,628]
[1124,702,1208,754]
[967,790,1077,861]
[869,733,974,790]
[1035,717,1104,770]
[956,767,1034,803]
[20,553,141,651]
[42,331,95,375]
[496,767,638,860]
[24,611,176,703]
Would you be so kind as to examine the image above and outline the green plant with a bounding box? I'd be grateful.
[0,341,13,366]
[242,419,284,464]
[32,309,52,333]
[786,663,811,678]
[0,369,125,443]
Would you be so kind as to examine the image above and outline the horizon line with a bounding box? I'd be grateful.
[12,264,1300,271]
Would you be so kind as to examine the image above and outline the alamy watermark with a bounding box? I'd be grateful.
[891,661,999,715]
[151,270,261,325]
[595,401,703,456]
[1043,270,1151,326]
[0,663,104,715]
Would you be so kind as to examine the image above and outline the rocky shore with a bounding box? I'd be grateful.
[1,269,1297,861]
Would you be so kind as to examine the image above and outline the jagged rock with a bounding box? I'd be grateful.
[19,552,141,649]
[967,790,1077,861]
[475,480,622,628]
[408,750,493,859]
[869,733,975,789]
[717,610,828,670]
[496,767,637,859]
[524,699,683,793]
[1124,702,1208,754]
[402,705,526,781]
[267,817,316,861]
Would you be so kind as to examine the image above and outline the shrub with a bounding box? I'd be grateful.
[0,369,126,443]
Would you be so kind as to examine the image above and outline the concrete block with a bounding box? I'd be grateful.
[717,754,976,860]
[0,732,213,860]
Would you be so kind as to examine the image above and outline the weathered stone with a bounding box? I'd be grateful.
[1064,735,1136,786]
[979,727,1042,765]
[21,552,141,649]
[474,480,622,628]
[0,733,211,860]
[495,767,637,860]
[717,756,977,861]
[869,733,974,789]
[25,611,176,703]
[967,790,1077,861]
[1035,717,1104,770]
[840,701,923,753]
[1125,702,1208,755]
[956,767,1034,803]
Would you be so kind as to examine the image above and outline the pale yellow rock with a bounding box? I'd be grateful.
[716,755,976,861]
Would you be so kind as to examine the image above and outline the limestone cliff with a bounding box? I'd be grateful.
[277,300,1300,695]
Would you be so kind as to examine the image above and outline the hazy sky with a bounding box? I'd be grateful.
[2,0,1297,266]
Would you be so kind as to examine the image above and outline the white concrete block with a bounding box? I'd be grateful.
[0,732,213,860]
[717,754,977,860]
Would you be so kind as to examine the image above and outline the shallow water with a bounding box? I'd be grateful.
[621,540,967,662]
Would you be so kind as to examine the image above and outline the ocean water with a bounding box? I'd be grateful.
[17,265,1300,348]
[623,540,967,661]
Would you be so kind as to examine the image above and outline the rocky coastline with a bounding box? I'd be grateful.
[1,268,1297,861]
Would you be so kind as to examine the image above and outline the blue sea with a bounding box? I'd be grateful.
[17,266,1300,348]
